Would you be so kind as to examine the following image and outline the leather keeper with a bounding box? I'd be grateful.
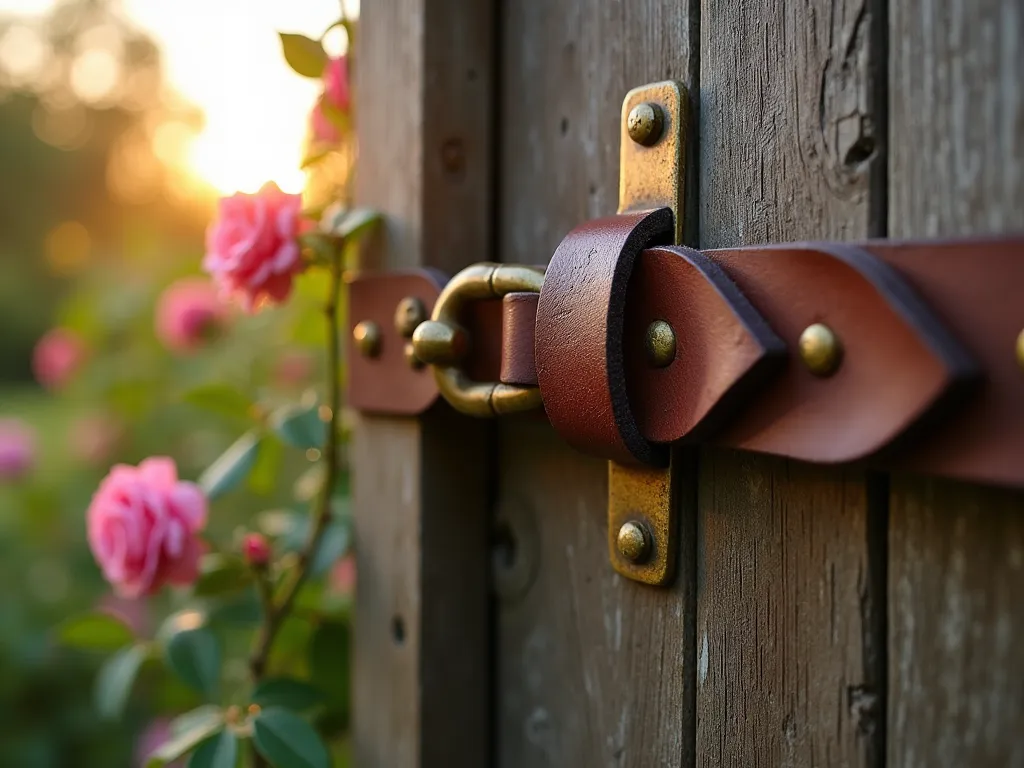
[501,292,539,387]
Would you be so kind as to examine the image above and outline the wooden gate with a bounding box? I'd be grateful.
[351,1,1024,766]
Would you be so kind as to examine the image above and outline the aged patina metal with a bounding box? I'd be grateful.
[799,322,843,376]
[394,295,428,338]
[403,341,425,370]
[626,102,664,146]
[645,319,677,368]
[616,520,651,562]
[352,320,382,358]
[411,262,545,416]
[607,80,687,587]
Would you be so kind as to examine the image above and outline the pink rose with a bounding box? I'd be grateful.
[329,554,356,598]
[155,278,228,352]
[203,185,306,312]
[87,457,207,597]
[0,418,36,481]
[309,56,350,144]
[241,532,271,566]
[32,328,85,390]
[70,412,123,466]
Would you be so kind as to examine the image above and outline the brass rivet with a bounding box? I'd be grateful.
[404,341,425,370]
[411,320,469,366]
[645,320,676,368]
[627,102,664,146]
[353,320,382,358]
[394,296,427,338]
[617,521,650,563]
[799,322,843,376]
[1016,329,1024,370]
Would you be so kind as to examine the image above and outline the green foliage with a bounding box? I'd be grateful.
[165,627,221,699]
[252,678,326,712]
[57,612,135,651]
[253,707,330,768]
[271,404,327,450]
[96,644,149,720]
[309,622,351,721]
[188,728,239,768]
[193,554,252,598]
[279,33,328,78]
[182,384,256,425]
[199,431,263,499]
[146,707,224,767]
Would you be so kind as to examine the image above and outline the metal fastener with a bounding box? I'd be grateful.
[411,320,469,366]
[799,322,842,376]
[404,341,425,370]
[1016,329,1024,370]
[394,296,427,338]
[353,320,382,358]
[617,521,650,563]
[645,320,676,368]
[626,102,664,146]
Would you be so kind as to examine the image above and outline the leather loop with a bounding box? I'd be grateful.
[535,208,673,466]
[500,292,539,387]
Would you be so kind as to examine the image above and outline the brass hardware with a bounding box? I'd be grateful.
[1016,328,1024,370]
[616,521,650,562]
[645,320,676,368]
[394,296,427,338]
[626,102,664,146]
[353,320,382,358]
[799,322,843,376]
[608,461,676,585]
[411,262,545,417]
[609,80,688,587]
[619,81,686,244]
[403,341,425,370]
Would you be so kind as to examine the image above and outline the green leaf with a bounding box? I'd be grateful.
[146,715,224,768]
[188,728,237,768]
[207,588,263,626]
[270,404,326,450]
[182,384,254,424]
[193,554,252,598]
[165,627,221,698]
[199,431,262,500]
[322,206,381,241]
[95,643,148,719]
[252,678,326,712]
[249,434,284,496]
[171,705,224,737]
[279,32,327,78]
[57,612,134,651]
[253,707,330,768]
[310,518,351,576]
[309,621,350,714]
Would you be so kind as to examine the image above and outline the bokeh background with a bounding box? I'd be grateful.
[0,0,356,764]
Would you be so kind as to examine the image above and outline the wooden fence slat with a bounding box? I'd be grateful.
[888,1,1024,764]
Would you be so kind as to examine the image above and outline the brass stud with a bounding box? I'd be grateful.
[353,320,382,358]
[394,296,427,338]
[626,102,664,146]
[645,320,677,368]
[799,322,843,376]
[617,521,651,563]
[411,320,469,366]
[1016,329,1024,370]
[404,341,425,370]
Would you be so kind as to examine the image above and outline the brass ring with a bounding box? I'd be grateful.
[411,263,545,417]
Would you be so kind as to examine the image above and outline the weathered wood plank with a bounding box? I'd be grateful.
[888,1,1024,764]
[697,1,887,765]
[496,2,697,765]
[352,1,494,766]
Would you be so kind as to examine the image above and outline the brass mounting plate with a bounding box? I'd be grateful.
[608,80,687,587]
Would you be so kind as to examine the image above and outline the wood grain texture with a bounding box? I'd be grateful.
[352,1,494,766]
[496,3,697,764]
[888,1,1024,765]
[697,0,887,765]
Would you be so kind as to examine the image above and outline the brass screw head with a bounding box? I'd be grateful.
[394,296,427,338]
[353,320,382,358]
[627,102,664,146]
[404,341,425,370]
[411,320,469,366]
[617,521,650,563]
[1016,329,1024,370]
[645,320,677,368]
[799,322,843,376]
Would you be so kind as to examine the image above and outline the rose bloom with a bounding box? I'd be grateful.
[329,554,356,598]
[87,457,207,597]
[155,277,228,352]
[203,185,306,312]
[310,55,351,144]
[0,418,36,481]
[32,328,85,390]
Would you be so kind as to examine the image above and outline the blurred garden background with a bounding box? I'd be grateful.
[0,0,356,764]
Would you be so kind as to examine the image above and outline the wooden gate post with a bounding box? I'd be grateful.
[352,2,495,766]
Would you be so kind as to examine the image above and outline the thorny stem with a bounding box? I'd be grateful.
[248,244,344,766]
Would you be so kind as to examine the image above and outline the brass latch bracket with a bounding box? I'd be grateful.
[607,80,687,587]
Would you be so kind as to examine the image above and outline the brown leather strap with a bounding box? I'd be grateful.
[500,293,539,387]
